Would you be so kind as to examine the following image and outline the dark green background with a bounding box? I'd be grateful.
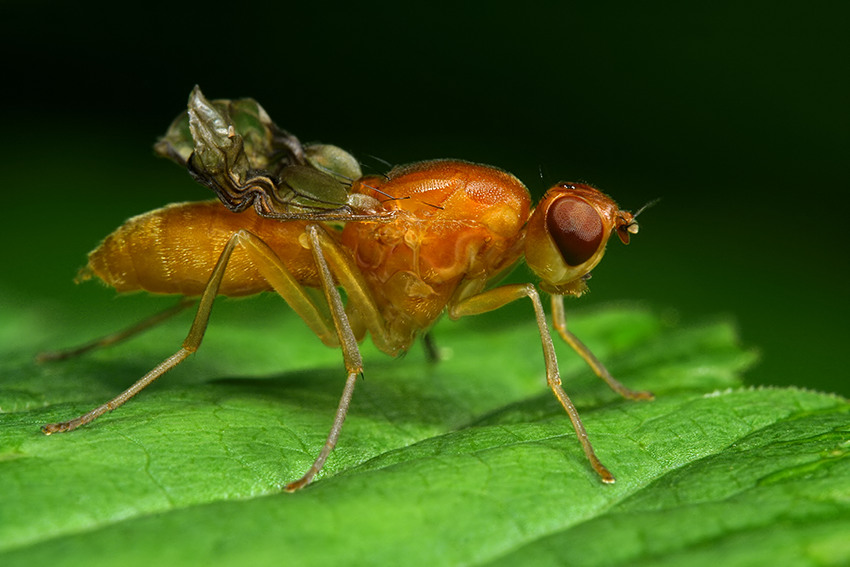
[2,3,847,395]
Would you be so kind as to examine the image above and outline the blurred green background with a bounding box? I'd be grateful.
[1,3,847,395]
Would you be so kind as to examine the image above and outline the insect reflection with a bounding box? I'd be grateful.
[40,88,653,491]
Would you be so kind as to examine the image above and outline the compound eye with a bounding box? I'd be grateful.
[546,196,604,266]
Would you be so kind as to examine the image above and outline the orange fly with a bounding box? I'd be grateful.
[40,87,653,491]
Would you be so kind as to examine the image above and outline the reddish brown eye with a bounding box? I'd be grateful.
[546,196,603,266]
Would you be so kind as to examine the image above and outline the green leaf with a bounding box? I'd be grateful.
[1,298,847,566]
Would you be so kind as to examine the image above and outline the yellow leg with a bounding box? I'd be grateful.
[283,225,366,491]
[42,229,340,435]
[302,225,395,354]
[550,296,653,401]
[449,283,616,484]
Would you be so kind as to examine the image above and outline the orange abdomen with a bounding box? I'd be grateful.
[84,201,317,297]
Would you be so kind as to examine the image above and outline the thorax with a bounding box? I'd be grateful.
[340,160,531,348]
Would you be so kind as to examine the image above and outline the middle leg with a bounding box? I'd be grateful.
[283,224,367,491]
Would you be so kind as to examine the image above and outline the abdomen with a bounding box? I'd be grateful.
[83,201,317,297]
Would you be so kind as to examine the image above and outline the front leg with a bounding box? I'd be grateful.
[449,283,616,484]
[550,296,653,401]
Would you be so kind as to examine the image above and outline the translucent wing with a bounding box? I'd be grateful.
[155,86,390,221]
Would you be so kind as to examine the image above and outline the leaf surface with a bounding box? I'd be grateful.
[1,299,846,566]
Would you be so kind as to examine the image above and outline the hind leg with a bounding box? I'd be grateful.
[41,229,340,435]
[36,298,196,362]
